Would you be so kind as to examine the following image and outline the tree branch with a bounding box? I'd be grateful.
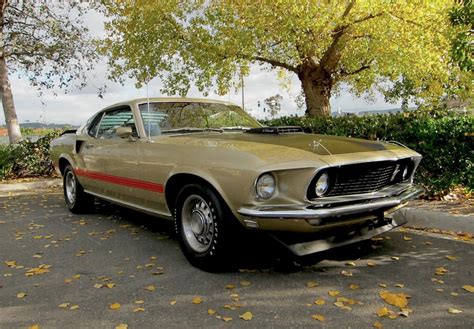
[253,56,298,73]
[340,64,371,77]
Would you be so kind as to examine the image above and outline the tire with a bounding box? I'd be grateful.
[174,184,236,271]
[63,165,93,214]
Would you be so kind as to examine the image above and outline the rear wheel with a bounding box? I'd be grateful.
[63,165,93,214]
[175,184,236,271]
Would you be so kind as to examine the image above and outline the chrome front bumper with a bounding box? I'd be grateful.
[237,185,424,233]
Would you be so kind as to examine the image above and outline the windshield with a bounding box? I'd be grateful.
[138,102,260,137]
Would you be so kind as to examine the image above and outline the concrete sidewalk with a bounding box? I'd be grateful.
[1,178,473,233]
[394,207,474,234]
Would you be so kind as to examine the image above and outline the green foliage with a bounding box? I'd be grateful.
[0,130,61,180]
[3,1,101,93]
[101,0,466,115]
[265,110,473,196]
[449,0,473,72]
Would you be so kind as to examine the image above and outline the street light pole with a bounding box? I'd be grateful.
[241,71,244,111]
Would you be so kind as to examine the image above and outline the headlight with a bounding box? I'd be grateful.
[256,174,276,199]
[315,172,330,197]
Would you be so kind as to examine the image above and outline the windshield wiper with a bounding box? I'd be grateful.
[161,127,223,134]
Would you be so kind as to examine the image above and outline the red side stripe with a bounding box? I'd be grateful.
[75,168,163,193]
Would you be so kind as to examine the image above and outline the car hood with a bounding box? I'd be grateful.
[186,132,396,155]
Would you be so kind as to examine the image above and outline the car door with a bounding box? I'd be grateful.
[87,106,141,203]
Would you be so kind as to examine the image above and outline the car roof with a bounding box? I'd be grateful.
[102,97,238,111]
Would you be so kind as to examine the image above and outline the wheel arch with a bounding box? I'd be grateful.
[58,154,76,176]
[164,173,233,215]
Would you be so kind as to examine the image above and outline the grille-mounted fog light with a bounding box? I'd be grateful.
[256,173,276,199]
[315,172,330,197]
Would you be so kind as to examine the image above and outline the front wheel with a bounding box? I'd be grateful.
[175,184,236,271]
[63,165,93,214]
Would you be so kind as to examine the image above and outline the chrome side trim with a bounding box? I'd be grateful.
[84,190,173,220]
[238,186,423,220]
[279,215,407,256]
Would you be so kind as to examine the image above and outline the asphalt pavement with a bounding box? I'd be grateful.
[1,189,473,328]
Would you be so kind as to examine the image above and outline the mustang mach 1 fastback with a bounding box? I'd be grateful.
[51,98,423,269]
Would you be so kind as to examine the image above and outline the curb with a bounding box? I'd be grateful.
[0,178,62,192]
[394,207,474,234]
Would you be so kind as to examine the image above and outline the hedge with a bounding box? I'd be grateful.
[0,130,61,180]
[264,109,473,196]
[1,111,472,196]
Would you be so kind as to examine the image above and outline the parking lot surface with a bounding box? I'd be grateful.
[1,189,473,328]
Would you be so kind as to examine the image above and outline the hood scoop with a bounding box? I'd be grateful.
[245,126,304,134]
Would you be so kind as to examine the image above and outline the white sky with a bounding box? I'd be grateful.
[1,8,403,126]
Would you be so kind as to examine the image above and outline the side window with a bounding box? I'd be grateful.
[87,113,103,137]
[96,107,137,139]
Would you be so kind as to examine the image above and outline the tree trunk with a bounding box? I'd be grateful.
[0,56,21,143]
[299,68,332,117]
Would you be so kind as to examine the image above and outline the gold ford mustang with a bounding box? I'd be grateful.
[51,98,423,269]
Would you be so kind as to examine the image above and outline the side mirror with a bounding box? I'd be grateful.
[116,126,133,138]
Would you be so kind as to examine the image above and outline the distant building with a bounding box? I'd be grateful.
[0,128,7,137]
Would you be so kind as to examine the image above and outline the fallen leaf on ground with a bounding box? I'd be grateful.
[373,321,383,328]
[240,280,251,287]
[435,267,448,275]
[379,291,409,309]
[94,284,103,289]
[145,285,156,291]
[391,256,400,261]
[110,303,121,310]
[311,314,325,321]
[334,301,351,311]
[221,316,233,322]
[346,261,356,266]
[376,307,389,317]
[135,300,144,304]
[403,236,412,241]
[367,262,376,267]
[70,305,79,310]
[341,270,353,277]
[239,311,253,321]
[208,309,216,315]
[395,284,405,288]
[192,296,203,304]
[314,298,325,305]
[445,255,457,261]
[106,283,115,289]
[225,284,235,289]
[115,324,128,329]
[379,283,387,288]
[306,281,318,288]
[133,307,145,312]
[462,285,474,292]
[58,303,70,308]
[349,284,360,290]
[448,308,462,314]
[28,325,40,329]
[328,290,340,297]
[170,300,177,305]
[17,292,26,299]
[450,292,459,297]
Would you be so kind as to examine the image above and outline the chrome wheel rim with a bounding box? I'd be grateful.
[181,195,215,253]
[65,171,76,205]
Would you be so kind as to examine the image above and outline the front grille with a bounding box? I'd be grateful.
[308,159,414,199]
[329,161,396,196]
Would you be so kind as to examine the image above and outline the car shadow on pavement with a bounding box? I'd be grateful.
[93,199,382,273]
